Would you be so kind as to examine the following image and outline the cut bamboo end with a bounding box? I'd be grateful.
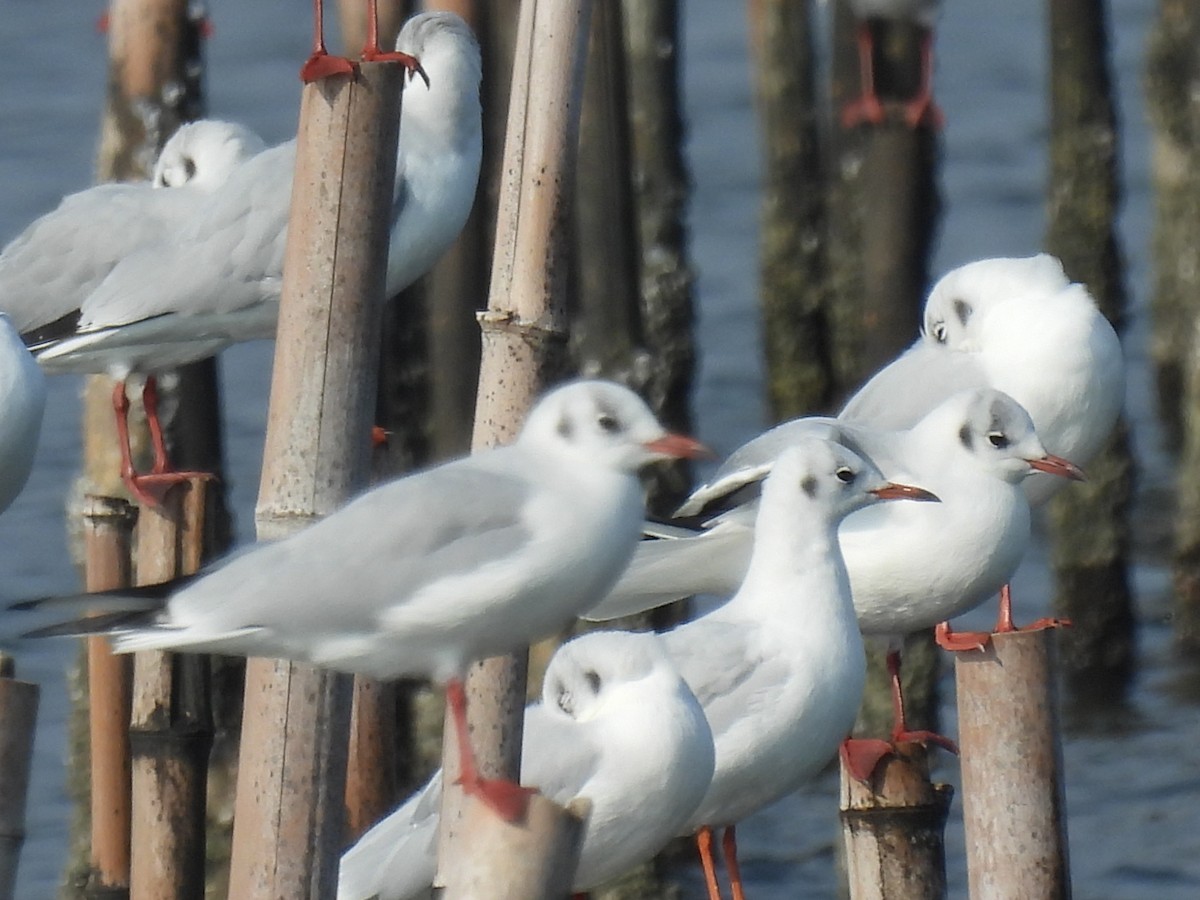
[840,743,952,900]
[434,794,590,899]
[955,629,1071,899]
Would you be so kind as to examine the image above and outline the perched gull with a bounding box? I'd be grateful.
[337,629,715,899]
[657,439,936,900]
[588,390,1084,776]
[0,315,46,515]
[842,0,943,128]
[19,379,708,819]
[25,11,483,504]
[1,119,266,343]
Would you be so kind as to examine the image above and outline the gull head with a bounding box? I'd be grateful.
[763,439,938,529]
[921,254,1074,351]
[152,120,267,190]
[520,380,708,475]
[395,12,482,107]
[926,388,1085,485]
[543,630,681,724]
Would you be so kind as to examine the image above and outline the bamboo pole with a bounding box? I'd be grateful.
[839,743,951,900]
[955,630,1071,898]
[0,655,40,900]
[345,679,398,842]
[1043,0,1135,701]
[128,481,210,900]
[748,0,832,420]
[83,497,137,898]
[226,61,405,900]
[436,796,590,899]
[435,0,592,886]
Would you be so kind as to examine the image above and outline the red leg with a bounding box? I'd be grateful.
[696,826,725,900]
[841,23,886,128]
[361,0,429,86]
[841,649,957,782]
[117,376,213,507]
[300,0,356,83]
[722,826,746,900]
[445,678,536,822]
[993,583,1071,634]
[902,29,945,129]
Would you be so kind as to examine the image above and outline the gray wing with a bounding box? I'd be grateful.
[519,703,603,803]
[0,183,206,336]
[663,618,786,745]
[337,771,441,900]
[677,417,842,516]
[77,142,297,329]
[162,454,537,638]
[839,338,988,428]
[583,515,753,621]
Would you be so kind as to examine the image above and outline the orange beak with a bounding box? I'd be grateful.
[870,482,940,502]
[1029,454,1086,481]
[643,433,714,460]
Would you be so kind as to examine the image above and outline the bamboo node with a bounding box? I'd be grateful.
[475,308,569,343]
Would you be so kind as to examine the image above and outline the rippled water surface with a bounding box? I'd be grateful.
[1,1,1195,897]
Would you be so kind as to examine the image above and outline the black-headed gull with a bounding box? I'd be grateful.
[842,0,943,129]
[19,379,709,819]
[1,119,266,344]
[657,438,936,900]
[26,11,482,505]
[0,314,46,514]
[336,629,715,899]
[588,389,1083,777]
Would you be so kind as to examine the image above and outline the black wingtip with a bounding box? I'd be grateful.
[21,608,157,640]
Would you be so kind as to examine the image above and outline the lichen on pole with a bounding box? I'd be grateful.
[226,61,405,900]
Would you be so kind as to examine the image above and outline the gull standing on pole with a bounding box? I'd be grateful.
[588,390,1084,776]
[656,439,936,900]
[25,12,483,504]
[18,380,709,820]
[336,629,716,900]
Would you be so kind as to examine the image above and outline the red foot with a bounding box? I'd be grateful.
[371,425,390,449]
[301,51,356,83]
[903,94,945,130]
[842,93,887,128]
[935,620,991,652]
[841,737,896,783]
[457,773,538,823]
[125,470,213,508]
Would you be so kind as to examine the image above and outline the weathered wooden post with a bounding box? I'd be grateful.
[748,0,832,420]
[955,631,1071,898]
[1043,0,1136,701]
[128,481,211,899]
[434,0,592,890]
[839,744,951,900]
[83,497,137,897]
[0,654,39,900]
[226,60,405,899]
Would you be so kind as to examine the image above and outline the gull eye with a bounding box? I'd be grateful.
[584,670,602,693]
[835,466,856,484]
[987,431,1009,449]
[597,413,620,434]
[931,321,948,344]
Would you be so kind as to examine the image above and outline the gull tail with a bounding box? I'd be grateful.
[11,576,194,640]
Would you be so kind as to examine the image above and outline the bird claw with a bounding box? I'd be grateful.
[934,620,991,652]
[362,48,430,88]
[455,774,538,823]
[841,93,887,129]
[840,737,896,783]
[903,95,945,130]
[300,51,356,83]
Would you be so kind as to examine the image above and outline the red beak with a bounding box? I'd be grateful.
[1028,454,1086,481]
[643,433,714,460]
[870,482,940,502]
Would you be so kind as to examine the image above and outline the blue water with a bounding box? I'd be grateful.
[0,1,1194,898]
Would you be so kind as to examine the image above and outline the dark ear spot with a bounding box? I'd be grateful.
[953,298,971,326]
[801,476,818,498]
[958,423,973,450]
[557,416,574,439]
[584,670,602,693]
[184,156,197,181]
